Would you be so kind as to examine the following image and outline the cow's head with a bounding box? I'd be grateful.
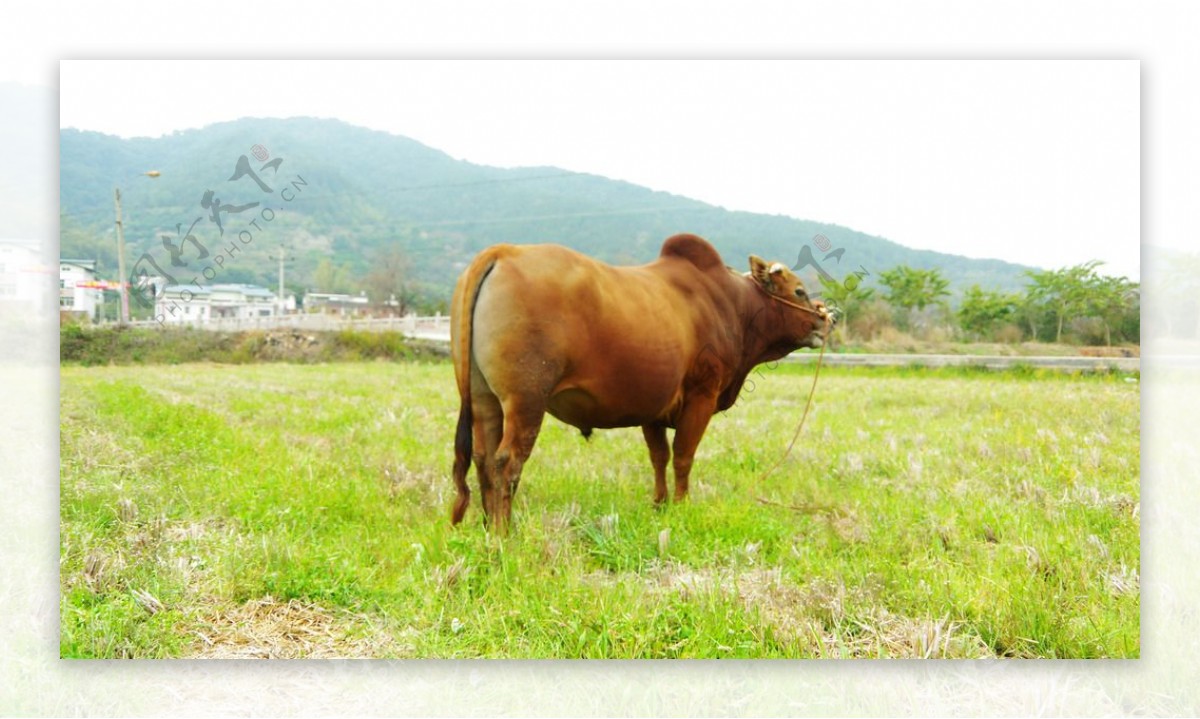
[748,255,834,349]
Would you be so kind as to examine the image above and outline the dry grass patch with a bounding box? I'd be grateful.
[626,562,996,658]
[192,596,408,658]
[382,462,444,506]
[738,570,993,658]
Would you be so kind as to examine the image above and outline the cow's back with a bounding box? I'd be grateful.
[466,242,724,429]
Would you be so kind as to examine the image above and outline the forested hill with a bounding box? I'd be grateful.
[60,116,1033,307]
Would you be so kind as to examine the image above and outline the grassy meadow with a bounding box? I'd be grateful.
[60,360,1140,658]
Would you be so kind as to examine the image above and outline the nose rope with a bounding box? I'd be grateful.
[754,312,832,487]
[753,281,832,319]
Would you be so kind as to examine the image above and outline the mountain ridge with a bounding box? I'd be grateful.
[59,116,1036,304]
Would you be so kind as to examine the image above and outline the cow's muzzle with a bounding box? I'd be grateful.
[801,330,826,349]
[801,304,836,348]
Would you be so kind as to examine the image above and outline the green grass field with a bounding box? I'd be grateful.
[59,361,1140,658]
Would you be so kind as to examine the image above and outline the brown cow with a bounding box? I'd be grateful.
[450,233,832,531]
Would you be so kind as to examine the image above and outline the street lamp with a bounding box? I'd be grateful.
[113,170,161,324]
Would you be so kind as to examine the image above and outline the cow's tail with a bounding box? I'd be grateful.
[450,250,500,525]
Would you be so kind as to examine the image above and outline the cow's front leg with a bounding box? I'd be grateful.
[641,423,670,505]
[669,394,718,502]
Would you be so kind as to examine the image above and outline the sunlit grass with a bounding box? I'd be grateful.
[60,361,1139,658]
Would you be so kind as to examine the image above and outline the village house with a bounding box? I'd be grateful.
[304,291,372,317]
[155,283,288,325]
[59,259,105,320]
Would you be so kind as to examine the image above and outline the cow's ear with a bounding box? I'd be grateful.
[749,255,774,289]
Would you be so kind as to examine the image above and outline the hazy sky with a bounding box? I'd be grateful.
[60,59,1139,279]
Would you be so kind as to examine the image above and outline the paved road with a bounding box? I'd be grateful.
[408,332,1140,372]
[781,353,1139,372]
[398,326,1137,372]
[407,330,1140,372]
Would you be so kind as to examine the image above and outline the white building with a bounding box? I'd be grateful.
[59,259,105,320]
[0,240,52,311]
[305,291,371,317]
[155,283,284,325]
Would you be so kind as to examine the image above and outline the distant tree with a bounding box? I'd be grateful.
[1020,270,1055,342]
[60,213,116,274]
[878,265,950,329]
[1087,274,1139,346]
[312,258,355,294]
[1024,265,1076,343]
[365,247,414,316]
[958,285,1021,340]
[1115,287,1140,344]
[1022,261,1139,345]
[1024,261,1108,344]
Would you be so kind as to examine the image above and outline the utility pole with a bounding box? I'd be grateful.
[113,171,160,325]
[114,188,129,324]
[268,245,295,316]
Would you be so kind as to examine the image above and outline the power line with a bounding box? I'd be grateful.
[57,171,589,226]
[390,171,583,193]
[413,204,713,228]
[60,171,715,235]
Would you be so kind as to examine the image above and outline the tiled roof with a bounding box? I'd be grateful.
[160,285,214,296]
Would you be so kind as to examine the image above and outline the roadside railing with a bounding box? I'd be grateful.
[93,314,453,340]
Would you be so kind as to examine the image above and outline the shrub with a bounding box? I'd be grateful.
[332,330,413,360]
[877,326,918,351]
[850,299,895,342]
[60,326,428,365]
[994,324,1024,344]
[918,324,955,344]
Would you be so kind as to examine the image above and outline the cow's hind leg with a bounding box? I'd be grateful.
[641,424,670,506]
[470,390,504,526]
[491,396,547,534]
[450,399,473,524]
